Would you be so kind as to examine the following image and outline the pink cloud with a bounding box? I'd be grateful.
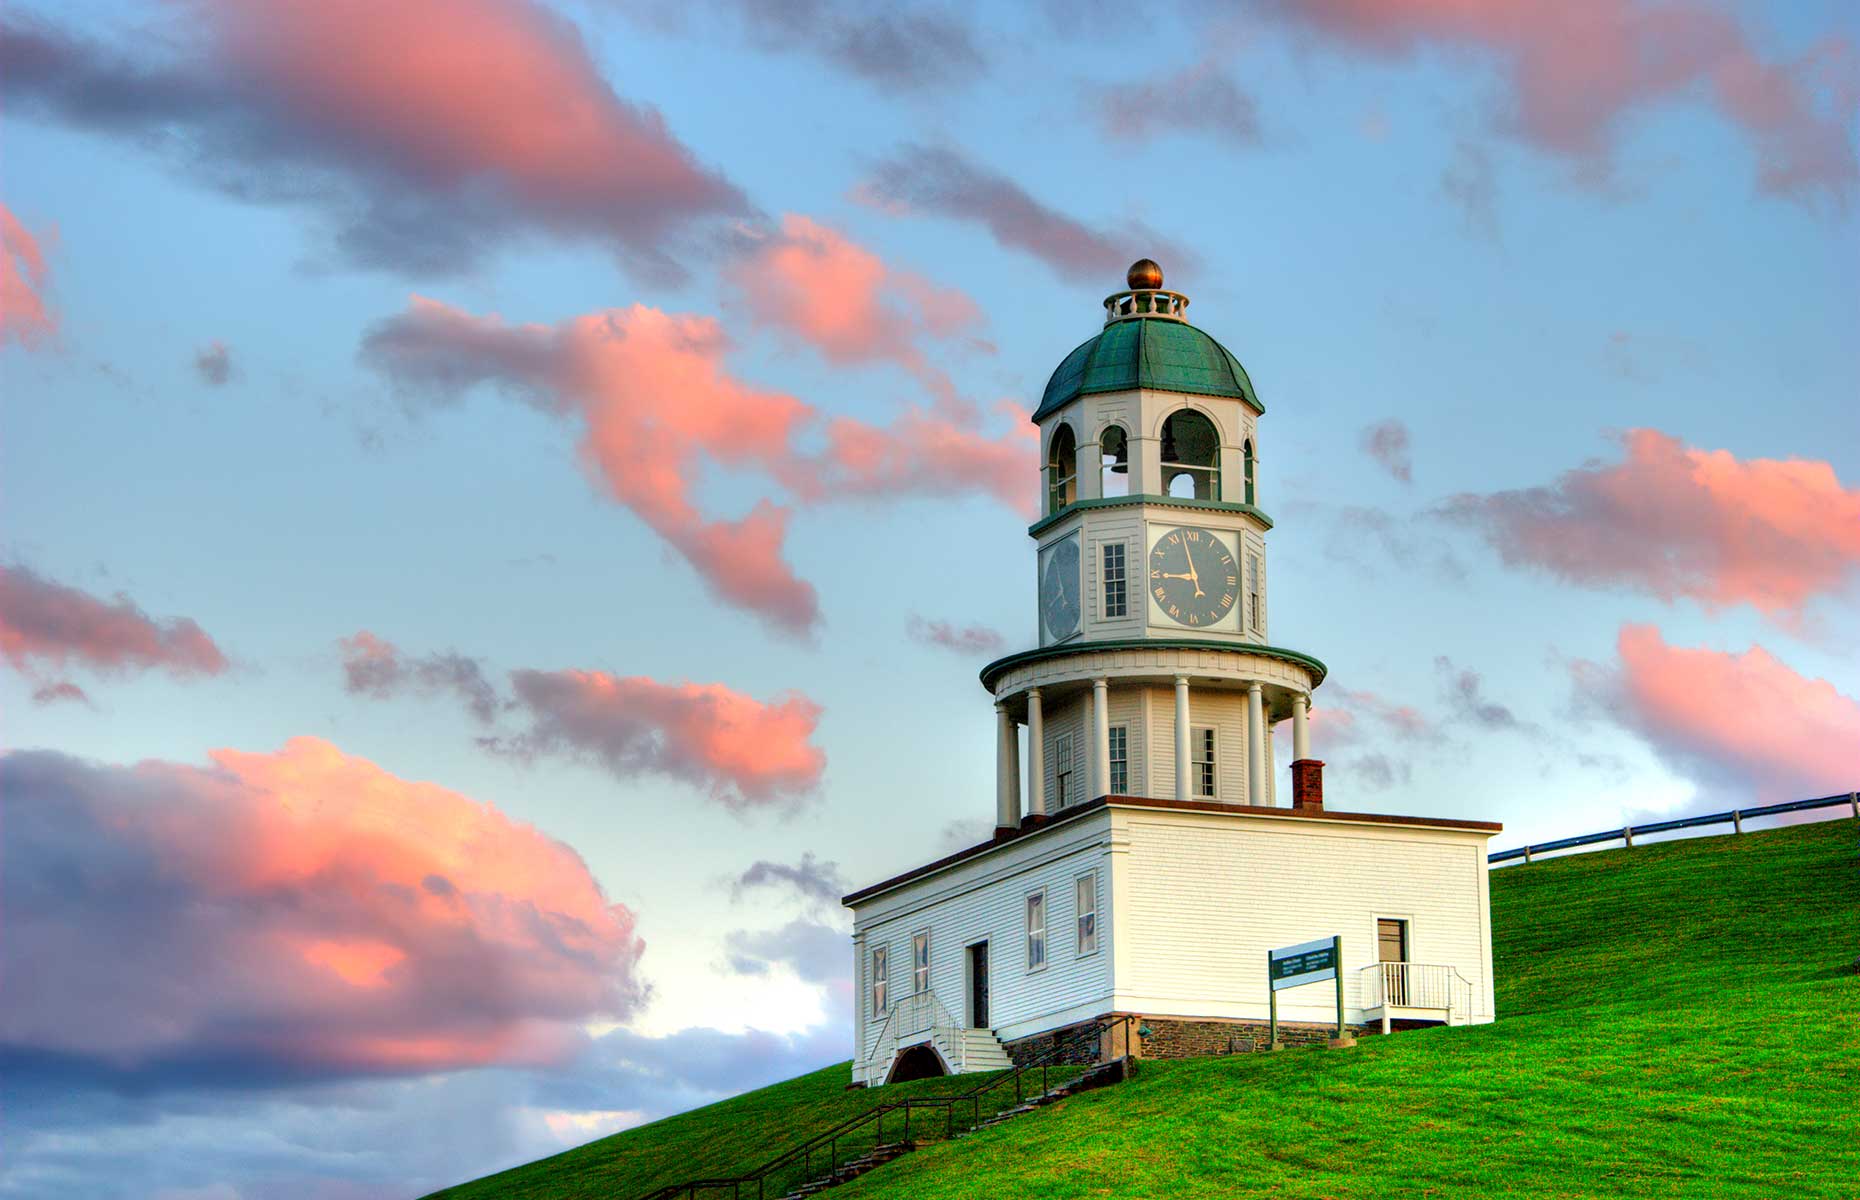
[363,297,821,633]
[487,669,826,808]
[855,144,1196,283]
[1360,419,1413,483]
[1264,0,1858,204]
[727,214,981,370]
[362,293,1034,629]
[1440,429,1860,628]
[339,630,502,722]
[0,202,55,346]
[1593,624,1860,802]
[812,404,1035,513]
[907,615,1006,656]
[0,563,228,682]
[1,737,647,1081]
[1331,685,1439,742]
[1096,59,1262,149]
[2,0,745,278]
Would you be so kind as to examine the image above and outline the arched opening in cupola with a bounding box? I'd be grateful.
[1161,409,1220,500]
[1046,423,1077,514]
[1100,425,1129,498]
[1243,439,1256,505]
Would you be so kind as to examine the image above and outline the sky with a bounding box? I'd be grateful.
[1,1,1857,1196]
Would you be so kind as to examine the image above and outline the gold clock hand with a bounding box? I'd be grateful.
[1185,546,1204,597]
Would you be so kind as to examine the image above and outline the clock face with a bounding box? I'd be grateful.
[1040,535,1081,641]
[1148,526,1238,628]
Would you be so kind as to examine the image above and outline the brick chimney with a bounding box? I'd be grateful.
[1291,759,1324,812]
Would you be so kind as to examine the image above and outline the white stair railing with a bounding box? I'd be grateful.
[1358,963,1478,1023]
[858,990,967,1084]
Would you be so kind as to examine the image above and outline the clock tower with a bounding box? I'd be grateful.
[981,261,1326,830]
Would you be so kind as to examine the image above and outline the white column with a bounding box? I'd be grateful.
[1092,678,1112,798]
[995,702,1020,830]
[1292,693,1310,762]
[1173,675,1191,802]
[1026,688,1045,819]
[1247,682,1266,808]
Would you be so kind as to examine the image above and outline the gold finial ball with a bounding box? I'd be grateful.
[1127,258,1163,290]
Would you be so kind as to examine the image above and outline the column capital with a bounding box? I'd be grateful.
[1028,686,1042,699]
[1247,680,1264,695]
[1174,673,1190,686]
[995,700,1010,715]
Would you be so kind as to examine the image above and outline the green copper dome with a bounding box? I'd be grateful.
[1033,317,1263,424]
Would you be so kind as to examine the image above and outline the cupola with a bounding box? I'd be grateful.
[1033,260,1263,423]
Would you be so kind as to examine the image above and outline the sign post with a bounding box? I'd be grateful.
[1267,935,1352,1049]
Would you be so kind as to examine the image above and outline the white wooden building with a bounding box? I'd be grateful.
[844,262,1500,1086]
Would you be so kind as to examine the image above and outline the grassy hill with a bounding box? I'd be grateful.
[431,818,1860,1199]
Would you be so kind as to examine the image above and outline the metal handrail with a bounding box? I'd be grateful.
[637,1015,1137,1200]
[1488,790,1857,865]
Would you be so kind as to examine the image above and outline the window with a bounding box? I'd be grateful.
[912,931,930,994]
[1108,725,1128,794]
[1160,409,1220,500]
[1046,424,1077,514]
[1101,542,1127,618]
[1075,873,1098,956]
[1379,918,1409,1005]
[1054,733,1075,808]
[1247,553,1261,632]
[1193,727,1216,798]
[1243,439,1256,505]
[1026,891,1047,970]
[871,946,888,1016]
[1100,426,1129,497]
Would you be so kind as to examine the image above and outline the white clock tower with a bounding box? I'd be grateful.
[842,262,1498,1088]
[982,260,1324,827]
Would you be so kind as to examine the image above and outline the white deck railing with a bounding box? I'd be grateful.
[1359,962,1476,1027]
[856,989,965,1086]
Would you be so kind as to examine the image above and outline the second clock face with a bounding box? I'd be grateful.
[1148,526,1238,628]
[1040,535,1081,641]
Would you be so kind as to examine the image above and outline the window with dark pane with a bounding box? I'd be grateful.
[1193,727,1216,798]
[1102,542,1127,618]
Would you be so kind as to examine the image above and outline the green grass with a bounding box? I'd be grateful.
[435,819,1860,1199]
[422,1064,1002,1199]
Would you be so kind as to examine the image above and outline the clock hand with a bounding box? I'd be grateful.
[1184,546,1204,597]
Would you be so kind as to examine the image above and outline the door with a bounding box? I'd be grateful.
[1378,919,1409,1006]
[968,942,989,1029]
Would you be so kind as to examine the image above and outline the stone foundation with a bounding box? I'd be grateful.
[1001,1017,1112,1068]
[1135,1016,1370,1057]
[1003,1013,1376,1066]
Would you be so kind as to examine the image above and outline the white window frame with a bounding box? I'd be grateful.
[1248,552,1261,632]
[1107,724,1128,795]
[1025,889,1047,971]
[1101,541,1127,618]
[1193,726,1216,798]
[1075,872,1099,957]
[1054,732,1075,808]
[871,945,888,1017]
[912,930,930,995]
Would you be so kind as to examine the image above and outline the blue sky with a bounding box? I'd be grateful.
[2,1,1857,1196]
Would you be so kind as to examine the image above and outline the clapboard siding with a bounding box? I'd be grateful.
[1114,809,1494,1025]
[1042,693,1090,810]
[853,812,1115,1058]
[1143,686,1253,802]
